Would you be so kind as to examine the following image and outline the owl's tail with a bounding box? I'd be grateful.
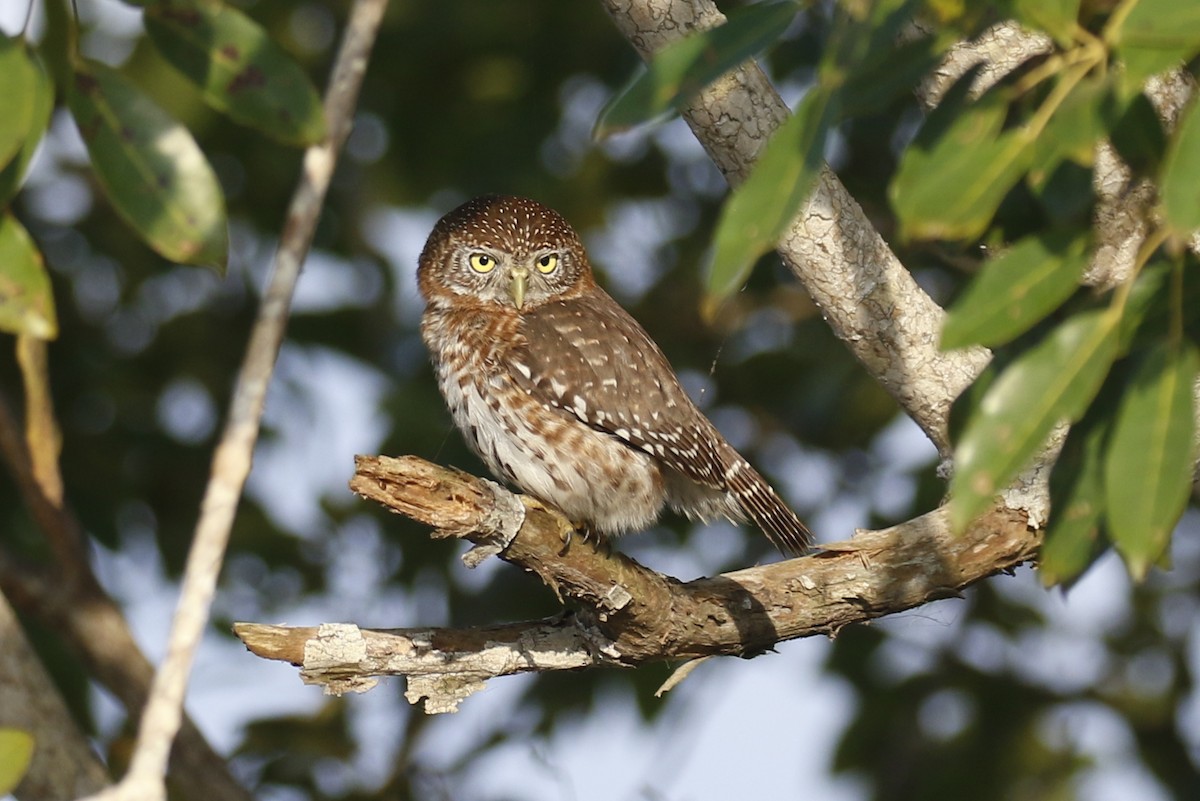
[724,457,813,557]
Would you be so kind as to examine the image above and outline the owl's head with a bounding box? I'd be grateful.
[418,195,594,311]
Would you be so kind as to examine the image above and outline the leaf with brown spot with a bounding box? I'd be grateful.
[145,0,326,146]
[66,59,228,271]
[0,213,56,339]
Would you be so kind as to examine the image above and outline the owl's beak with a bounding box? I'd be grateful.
[508,267,528,309]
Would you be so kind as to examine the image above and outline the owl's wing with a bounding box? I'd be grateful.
[507,292,731,490]
[509,292,813,556]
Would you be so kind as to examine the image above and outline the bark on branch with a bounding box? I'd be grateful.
[599,0,991,455]
[234,455,1038,713]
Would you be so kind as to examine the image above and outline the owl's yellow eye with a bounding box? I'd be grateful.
[468,253,495,273]
[536,254,559,274]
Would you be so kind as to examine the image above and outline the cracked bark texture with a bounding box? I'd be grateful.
[600,0,990,455]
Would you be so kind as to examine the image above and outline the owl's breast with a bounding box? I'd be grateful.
[420,305,667,535]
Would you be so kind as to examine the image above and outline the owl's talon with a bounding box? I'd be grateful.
[557,525,574,556]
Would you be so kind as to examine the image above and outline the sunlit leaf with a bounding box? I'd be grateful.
[704,88,835,303]
[941,229,1090,349]
[1113,0,1200,88]
[1104,342,1199,580]
[891,81,1033,241]
[1041,395,1113,587]
[0,39,53,204]
[594,1,798,137]
[1028,75,1116,187]
[0,213,56,339]
[0,728,35,796]
[1012,0,1080,46]
[949,310,1119,531]
[1116,0,1200,48]
[145,0,326,146]
[67,59,228,270]
[0,36,49,171]
[1160,97,1200,236]
[1117,44,1195,92]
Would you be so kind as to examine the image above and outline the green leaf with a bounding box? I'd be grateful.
[949,310,1119,531]
[704,88,836,302]
[0,40,54,205]
[1104,342,1199,580]
[144,0,326,147]
[942,229,1090,349]
[891,82,1034,241]
[0,728,35,796]
[67,59,228,270]
[1041,393,1113,587]
[0,213,57,339]
[595,1,798,137]
[1160,97,1200,236]
[0,37,38,168]
[1116,0,1200,48]
[1028,75,1117,187]
[1011,0,1080,46]
[1116,44,1195,92]
[1113,0,1200,88]
[1118,259,1172,348]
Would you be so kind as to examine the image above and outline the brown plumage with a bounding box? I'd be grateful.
[417,195,812,556]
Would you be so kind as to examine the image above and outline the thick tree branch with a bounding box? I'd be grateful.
[0,591,110,800]
[599,0,991,455]
[235,456,1037,713]
[234,3,1196,718]
[599,4,1199,519]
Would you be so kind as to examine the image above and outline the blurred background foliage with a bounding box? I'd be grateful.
[1,1,1198,800]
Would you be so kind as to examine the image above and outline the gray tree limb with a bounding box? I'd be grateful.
[599,0,991,455]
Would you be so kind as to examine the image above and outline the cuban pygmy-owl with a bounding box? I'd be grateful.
[417,195,812,556]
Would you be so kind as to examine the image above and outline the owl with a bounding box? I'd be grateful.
[417,195,812,556]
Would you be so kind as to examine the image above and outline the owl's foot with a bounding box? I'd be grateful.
[573,524,614,556]
[557,523,611,556]
[520,497,580,555]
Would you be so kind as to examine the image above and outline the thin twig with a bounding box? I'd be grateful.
[80,2,391,798]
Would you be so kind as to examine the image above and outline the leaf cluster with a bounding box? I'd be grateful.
[598,0,1200,586]
[1,0,326,341]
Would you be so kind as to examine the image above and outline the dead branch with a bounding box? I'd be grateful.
[233,455,1037,714]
